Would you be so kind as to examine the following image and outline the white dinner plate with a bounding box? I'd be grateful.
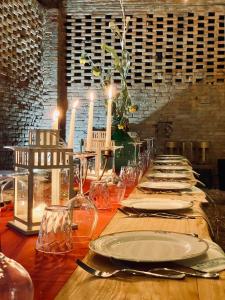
[156,155,184,160]
[121,198,193,211]
[153,159,188,165]
[146,172,191,179]
[89,230,208,262]
[153,165,192,171]
[138,181,192,190]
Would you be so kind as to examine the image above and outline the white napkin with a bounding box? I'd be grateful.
[179,239,225,272]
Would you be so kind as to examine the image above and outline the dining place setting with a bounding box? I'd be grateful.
[67,153,225,297]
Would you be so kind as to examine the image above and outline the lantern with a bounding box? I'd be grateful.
[7,129,74,235]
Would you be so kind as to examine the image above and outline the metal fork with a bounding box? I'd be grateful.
[149,267,219,279]
[77,260,219,279]
[76,259,185,279]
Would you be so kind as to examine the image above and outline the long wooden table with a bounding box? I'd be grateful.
[55,182,225,300]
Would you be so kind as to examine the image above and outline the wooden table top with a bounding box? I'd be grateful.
[55,179,225,300]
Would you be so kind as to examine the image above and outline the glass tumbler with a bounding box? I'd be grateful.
[89,181,111,210]
[36,205,73,254]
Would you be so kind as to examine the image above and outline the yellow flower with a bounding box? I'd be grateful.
[129,105,138,113]
[92,66,101,77]
[118,124,125,130]
[80,57,87,65]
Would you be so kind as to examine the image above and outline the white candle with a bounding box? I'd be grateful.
[52,109,59,130]
[86,92,94,151]
[105,85,113,149]
[33,203,46,222]
[68,100,78,149]
[51,109,60,204]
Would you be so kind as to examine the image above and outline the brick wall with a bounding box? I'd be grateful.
[0,0,58,168]
[64,0,225,177]
[0,0,224,181]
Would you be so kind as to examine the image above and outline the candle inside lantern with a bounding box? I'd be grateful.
[68,100,78,149]
[33,203,47,222]
[105,85,113,149]
[51,109,60,204]
[86,92,94,151]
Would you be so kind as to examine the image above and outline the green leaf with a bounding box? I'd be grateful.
[101,44,121,70]
[92,66,101,77]
[109,21,122,39]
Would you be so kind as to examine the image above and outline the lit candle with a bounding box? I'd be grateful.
[68,100,78,149]
[105,85,113,149]
[51,109,60,204]
[33,203,47,222]
[52,109,59,130]
[86,92,94,151]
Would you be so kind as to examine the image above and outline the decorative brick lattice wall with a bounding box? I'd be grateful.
[66,9,225,88]
[65,0,225,176]
[0,0,58,168]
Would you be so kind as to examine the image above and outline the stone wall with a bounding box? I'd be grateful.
[0,0,58,168]
[65,0,225,178]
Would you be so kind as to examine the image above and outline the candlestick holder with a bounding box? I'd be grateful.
[84,130,115,179]
[102,149,113,157]
[5,129,74,235]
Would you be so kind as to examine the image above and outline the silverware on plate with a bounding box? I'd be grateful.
[117,207,196,220]
[76,259,184,279]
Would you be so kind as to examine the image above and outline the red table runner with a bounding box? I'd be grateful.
[0,208,118,300]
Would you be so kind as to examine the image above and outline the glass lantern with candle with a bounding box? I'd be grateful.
[6,129,74,235]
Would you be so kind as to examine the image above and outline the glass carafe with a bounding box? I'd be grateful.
[0,252,34,300]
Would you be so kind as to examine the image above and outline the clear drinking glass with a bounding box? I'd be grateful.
[89,180,111,210]
[36,205,73,254]
[119,165,138,197]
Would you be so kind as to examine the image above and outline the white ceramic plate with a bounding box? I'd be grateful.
[146,172,191,179]
[89,230,208,262]
[138,181,192,190]
[121,198,193,211]
[153,159,188,165]
[156,155,184,160]
[153,165,192,171]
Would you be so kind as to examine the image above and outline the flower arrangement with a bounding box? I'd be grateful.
[80,0,138,133]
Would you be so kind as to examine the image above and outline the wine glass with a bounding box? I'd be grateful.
[67,152,98,244]
[101,146,126,206]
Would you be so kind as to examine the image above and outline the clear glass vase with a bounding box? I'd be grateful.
[0,252,34,300]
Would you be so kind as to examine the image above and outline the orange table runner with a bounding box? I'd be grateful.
[0,207,118,300]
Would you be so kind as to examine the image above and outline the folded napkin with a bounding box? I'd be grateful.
[179,239,225,272]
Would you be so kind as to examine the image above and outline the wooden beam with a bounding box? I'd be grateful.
[57,1,67,140]
[37,0,61,9]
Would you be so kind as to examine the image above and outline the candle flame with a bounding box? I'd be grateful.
[90,92,94,102]
[53,109,60,121]
[33,203,47,219]
[73,100,79,109]
[108,85,113,100]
